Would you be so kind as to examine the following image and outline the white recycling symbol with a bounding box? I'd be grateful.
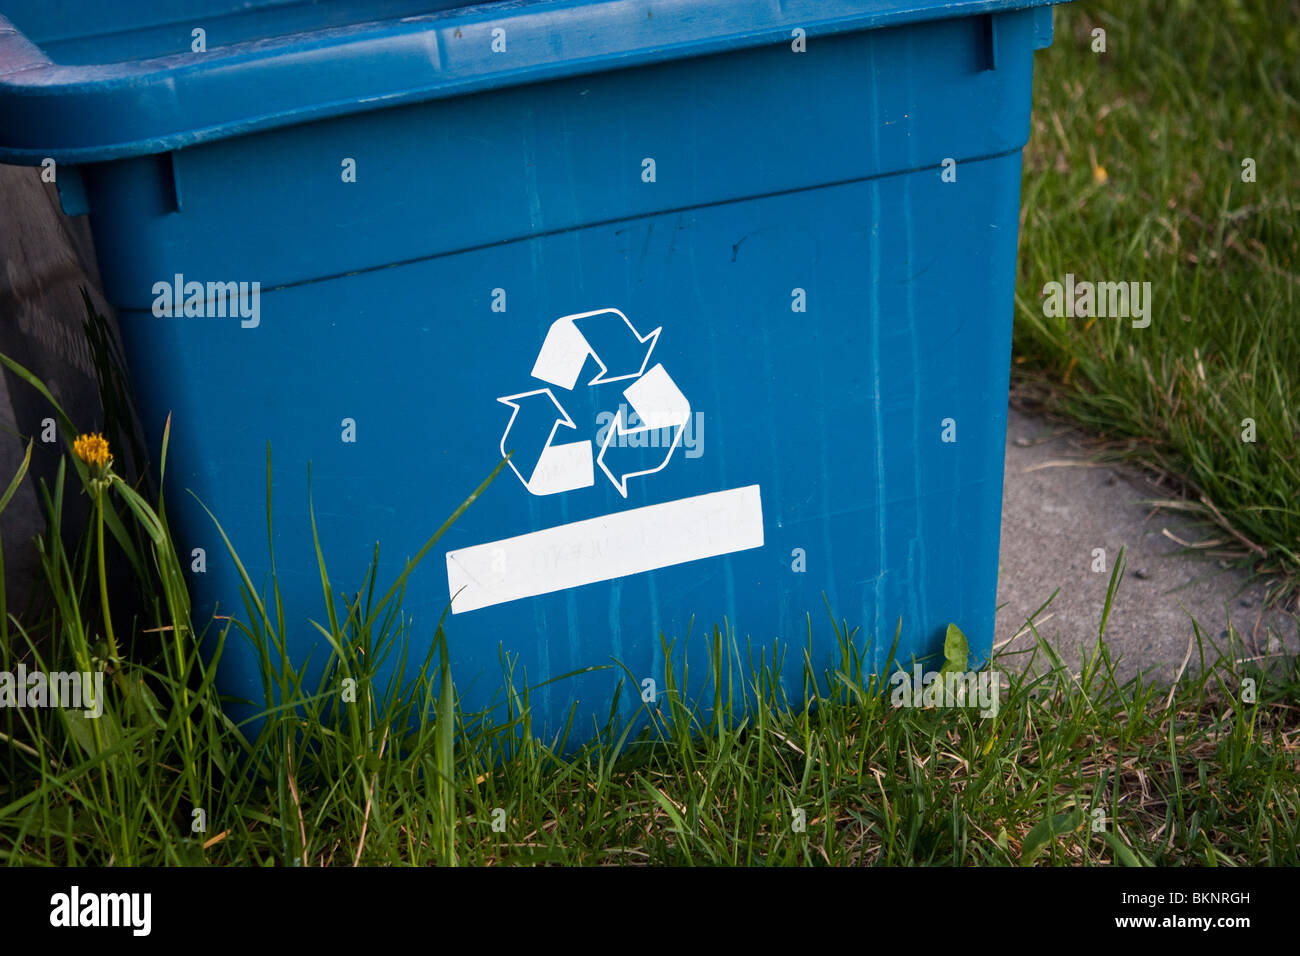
[498,308,692,498]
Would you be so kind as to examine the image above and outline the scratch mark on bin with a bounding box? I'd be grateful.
[608,576,624,697]
[867,39,887,654]
[527,479,552,721]
[690,239,739,629]
[565,587,581,692]
[757,311,787,637]
[638,220,655,268]
[902,27,928,644]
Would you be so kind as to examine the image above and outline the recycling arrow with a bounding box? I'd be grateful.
[498,389,594,496]
[596,363,692,498]
[500,307,691,498]
[531,308,660,390]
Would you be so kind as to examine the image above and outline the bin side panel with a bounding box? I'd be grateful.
[115,147,1023,736]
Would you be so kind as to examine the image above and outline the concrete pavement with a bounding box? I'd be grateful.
[994,405,1298,683]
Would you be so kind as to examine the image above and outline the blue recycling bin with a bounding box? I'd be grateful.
[0,0,1064,742]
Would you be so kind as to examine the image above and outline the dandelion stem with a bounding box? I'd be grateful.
[96,489,120,666]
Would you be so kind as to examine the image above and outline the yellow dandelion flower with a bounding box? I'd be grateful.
[74,432,112,469]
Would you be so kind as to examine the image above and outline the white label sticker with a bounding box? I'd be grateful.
[445,485,764,613]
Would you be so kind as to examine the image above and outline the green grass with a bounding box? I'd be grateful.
[1016,0,1300,604]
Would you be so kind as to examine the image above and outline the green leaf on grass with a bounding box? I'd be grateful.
[940,623,970,675]
[65,708,121,759]
[1019,808,1085,865]
[120,676,166,731]
[1104,831,1149,867]
[112,478,166,544]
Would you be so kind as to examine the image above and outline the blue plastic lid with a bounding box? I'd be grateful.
[0,0,1057,164]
